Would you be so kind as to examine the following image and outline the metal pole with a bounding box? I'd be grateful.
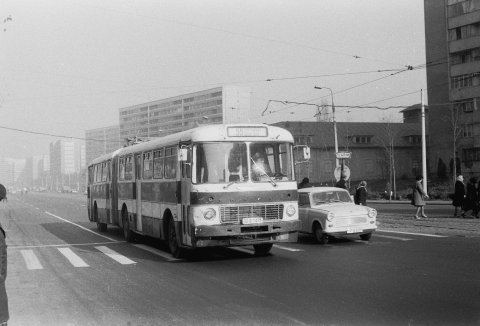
[421,89,427,193]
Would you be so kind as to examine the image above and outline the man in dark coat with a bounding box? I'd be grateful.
[0,184,8,325]
[452,175,465,217]
[354,181,367,206]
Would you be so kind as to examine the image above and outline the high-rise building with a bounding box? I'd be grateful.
[424,0,480,176]
[85,125,120,165]
[118,86,251,141]
[49,140,85,191]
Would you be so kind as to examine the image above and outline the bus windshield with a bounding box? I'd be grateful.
[193,142,293,184]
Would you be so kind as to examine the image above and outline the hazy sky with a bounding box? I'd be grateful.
[0,0,427,159]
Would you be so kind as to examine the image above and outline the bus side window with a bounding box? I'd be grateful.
[153,149,164,179]
[143,152,153,179]
[125,156,133,180]
[165,147,177,179]
[119,158,125,181]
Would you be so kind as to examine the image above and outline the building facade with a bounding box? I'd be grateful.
[85,125,121,165]
[274,120,424,191]
[49,140,85,191]
[425,0,480,178]
[118,86,251,140]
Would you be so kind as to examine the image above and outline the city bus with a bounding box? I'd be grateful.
[87,124,306,257]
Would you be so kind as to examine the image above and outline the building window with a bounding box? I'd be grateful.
[451,72,480,89]
[294,135,313,145]
[455,99,475,113]
[448,0,480,17]
[408,135,422,144]
[463,124,474,137]
[451,48,480,65]
[449,22,480,41]
[463,147,480,162]
[351,136,372,144]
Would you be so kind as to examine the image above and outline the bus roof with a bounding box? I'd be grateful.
[89,124,294,165]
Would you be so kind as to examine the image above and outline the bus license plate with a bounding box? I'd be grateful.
[347,228,363,234]
[242,217,263,224]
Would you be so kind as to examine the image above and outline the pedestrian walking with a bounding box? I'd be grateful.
[335,176,346,189]
[298,177,311,189]
[0,184,8,326]
[452,175,466,218]
[412,175,429,219]
[463,177,479,218]
[354,180,367,206]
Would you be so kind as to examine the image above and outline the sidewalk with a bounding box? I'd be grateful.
[376,211,480,238]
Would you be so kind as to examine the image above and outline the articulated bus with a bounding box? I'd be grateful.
[87,124,307,257]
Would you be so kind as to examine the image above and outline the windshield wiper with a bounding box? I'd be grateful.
[223,181,237,189]
[251,158,277,187]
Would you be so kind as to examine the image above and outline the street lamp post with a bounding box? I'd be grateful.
[315,86,339,167]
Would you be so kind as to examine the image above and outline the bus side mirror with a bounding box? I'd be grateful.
[179,148,188,162]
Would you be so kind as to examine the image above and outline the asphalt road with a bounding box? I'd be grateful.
[1,193,479,326]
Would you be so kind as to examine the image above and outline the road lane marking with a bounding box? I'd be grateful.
[374,234,413,241]
[132,244,182,262]
[230,246,254,255]
[58,247,90,267]
[20,250,43,270]
[8,241,126,250]
[377,229,448,238]
[273,244,304,252]
[95,246,136,265]
[45,211,118,242]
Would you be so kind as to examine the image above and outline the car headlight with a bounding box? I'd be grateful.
[202,208,216,220]
[286,204,296,217]
[368,208,377,218]
[326,212,335,221]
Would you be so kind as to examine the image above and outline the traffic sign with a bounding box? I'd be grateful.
[336,151,351,159]
[334,165,350,181]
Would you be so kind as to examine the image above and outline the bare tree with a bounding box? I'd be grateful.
[379,114,400,200]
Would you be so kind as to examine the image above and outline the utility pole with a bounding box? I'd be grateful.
[421,89,428,193]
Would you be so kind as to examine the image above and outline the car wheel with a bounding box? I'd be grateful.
[313,222,329,244]
[168,219,183,258]
[360,233,372,241]
[253,243,273,256]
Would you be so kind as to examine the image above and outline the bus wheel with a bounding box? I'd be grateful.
[122,210,134,242]
[360,233,372,241]
[313,222,328,244]
[253,243,273,256]
[168,219,183,258]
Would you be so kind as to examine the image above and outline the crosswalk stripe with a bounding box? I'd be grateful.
[133,244,182,262]
[58,248,90,267]
[20,250,43,270]
[374,234,413,241]
[95,246,136,265]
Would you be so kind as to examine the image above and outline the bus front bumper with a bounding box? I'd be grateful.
[192,220,299,247]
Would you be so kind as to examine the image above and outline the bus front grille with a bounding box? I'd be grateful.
[220,204,284,224]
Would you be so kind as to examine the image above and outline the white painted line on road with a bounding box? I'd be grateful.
[95,246,136,265]
[8,241,126,250]
[374,234,413,241]
[45,211,118,242]
[58,247,90,267]
[377,229,447,238]
[132,244,182,262]
[273,244,304,252]
[20,249,43,270]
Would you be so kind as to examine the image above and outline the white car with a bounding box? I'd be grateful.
[298,187,377,244]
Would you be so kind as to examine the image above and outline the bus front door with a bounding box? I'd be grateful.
[180,151,192,246]
[135,154,143,232]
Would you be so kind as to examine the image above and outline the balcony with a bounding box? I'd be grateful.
[450,35,480,53]
[450,85,480,101]
[451,60,480,75]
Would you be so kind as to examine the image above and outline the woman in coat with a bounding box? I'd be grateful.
[412,175,429,219]
[452,175,466,217]
[354,180,367,206]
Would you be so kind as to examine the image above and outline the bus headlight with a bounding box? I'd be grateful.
[326,212,335,221]
[202,208,216,220]
[368,209,377,218]
[286,205,296,217]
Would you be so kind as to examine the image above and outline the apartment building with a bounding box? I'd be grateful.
[425,0,480,177]
[118,86,251,141]
[85,125,121,165]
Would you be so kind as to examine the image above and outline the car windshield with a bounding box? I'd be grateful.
[312,190,352,205]
[192,142,293,184]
